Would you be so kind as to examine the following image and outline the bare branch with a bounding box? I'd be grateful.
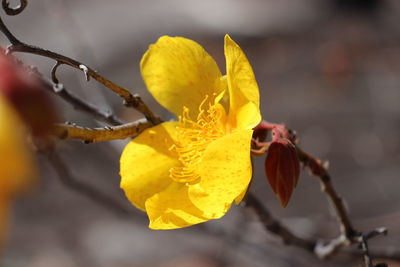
[296,146,356,239]
[53,119,152,143]
[38,75,125,126]
[0,16,19,44]
[244,192,396,265]
[0,11,161,125]
[13,44,160,123]
[360,235,373,267]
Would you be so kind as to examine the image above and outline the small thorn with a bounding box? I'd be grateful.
[53,83,64,93]
[79,64,90,81]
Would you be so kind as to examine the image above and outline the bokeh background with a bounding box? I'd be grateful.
[1,0,400,266]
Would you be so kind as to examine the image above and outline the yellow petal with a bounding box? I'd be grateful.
[188,129,253,218]
[0,197,9,248]
[141,36,224,118]
[224,35,261,130]
[146,183,208,229]
[120,122,179,211]
[0,95,36,197]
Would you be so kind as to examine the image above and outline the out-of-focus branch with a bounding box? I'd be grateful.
[45,150,132,216]
[53,119,152,143]
[0,5,161,125]
[244,192,397,264]
[244,192,316,251]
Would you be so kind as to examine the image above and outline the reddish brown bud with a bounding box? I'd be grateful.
[265,128,300,207]
[0,49,58,137]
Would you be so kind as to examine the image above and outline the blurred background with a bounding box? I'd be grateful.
[1,0,400,266]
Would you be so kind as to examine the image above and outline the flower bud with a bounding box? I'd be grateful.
[265,128,300,207]
[0,49,58,137]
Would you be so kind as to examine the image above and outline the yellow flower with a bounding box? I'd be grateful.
[0,94,36,246]
[120,35,261,229]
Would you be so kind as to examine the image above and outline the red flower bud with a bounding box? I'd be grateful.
[0,49,58,137]
[265,128,300,207]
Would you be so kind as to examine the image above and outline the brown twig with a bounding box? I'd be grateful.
[297,146,356,238]
[294,146,390,262]
[360,235,373,267]
[0,3,161,125]
[244,192,398,264]
[295,146,362,257]
[53,119,152,143]
[38,75,125,126]
[359,228,388,267]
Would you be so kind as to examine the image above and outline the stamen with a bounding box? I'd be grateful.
[169,95,225,183]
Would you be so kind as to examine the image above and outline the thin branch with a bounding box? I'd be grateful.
[244,192,397,264]
[38,75,125,126]
[0,15,18,44]
[244,192,316,251]
[359,228,388,267]
[0,10,161,125]
[360,235,373,267]
[45,150,132,216]
[296,146,356,238]
[53,119,152,143]
[295,146,389,260]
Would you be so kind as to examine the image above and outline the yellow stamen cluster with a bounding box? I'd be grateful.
[169,95,225,183]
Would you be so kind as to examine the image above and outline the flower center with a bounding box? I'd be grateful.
[169,95,225,183]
